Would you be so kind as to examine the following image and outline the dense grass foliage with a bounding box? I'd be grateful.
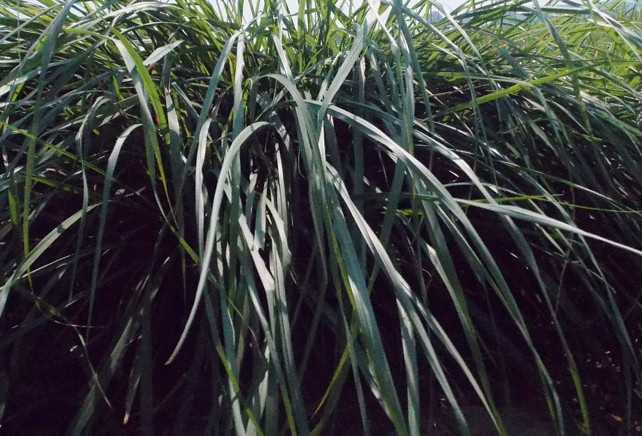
[1,0,642,434]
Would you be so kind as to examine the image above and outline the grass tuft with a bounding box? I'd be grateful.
[1,0,641,434]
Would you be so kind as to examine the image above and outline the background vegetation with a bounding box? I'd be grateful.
[1,0,641,434]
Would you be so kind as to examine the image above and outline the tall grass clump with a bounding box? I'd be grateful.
[1,0,641,434]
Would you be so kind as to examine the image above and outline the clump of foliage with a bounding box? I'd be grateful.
[1,0,641,434]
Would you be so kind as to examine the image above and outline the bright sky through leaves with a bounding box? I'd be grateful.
[283,0,466,12]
